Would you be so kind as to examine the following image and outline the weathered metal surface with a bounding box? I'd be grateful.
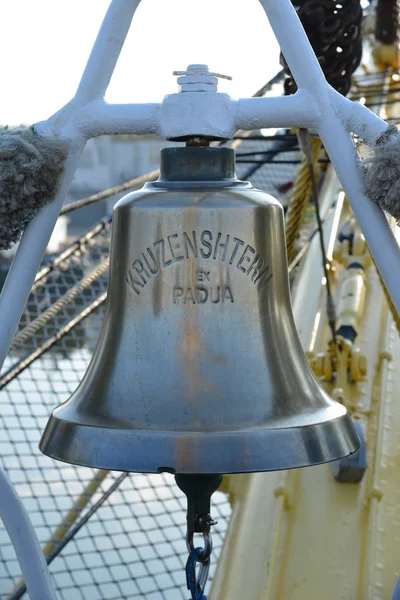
[40,148,358,474]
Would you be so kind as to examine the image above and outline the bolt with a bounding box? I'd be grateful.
[173,64,232,93]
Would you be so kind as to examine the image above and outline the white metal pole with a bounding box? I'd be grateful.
[318,122,400,304]
[76,100,161,138]
[75,0,142,105]
[0,0,142,371]
[0,152,82,370]
[0,466,57,600]
[333,90,387,145]
[259,0,400,315]
[235,91,317,131]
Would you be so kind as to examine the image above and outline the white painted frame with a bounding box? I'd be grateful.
[1,0,398,368]
[0,1,399,597]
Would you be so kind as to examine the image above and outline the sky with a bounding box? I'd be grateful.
[0,0,281,126]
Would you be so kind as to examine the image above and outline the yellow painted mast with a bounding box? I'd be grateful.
[210,162,400,599]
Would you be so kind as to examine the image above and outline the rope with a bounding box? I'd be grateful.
[282,0,363,97]
[42,470,109,555]
[60,170,160,215]
[32,218,111,291]
[299,129,337,345]
[285,136,322,263]
[7,469,109,600]
[0,293,107,390]
[8,473,129,600]
[9,258,109,351]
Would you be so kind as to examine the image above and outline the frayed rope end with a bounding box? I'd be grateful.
[362,124,400,223]
[0,125,68,250]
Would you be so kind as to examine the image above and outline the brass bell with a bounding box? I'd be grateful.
[40,147,359,474]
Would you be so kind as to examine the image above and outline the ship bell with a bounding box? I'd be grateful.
[40,146,360,474]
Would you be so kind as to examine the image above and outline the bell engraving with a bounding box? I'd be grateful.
[125,229,273,297]
[172,285,234,305]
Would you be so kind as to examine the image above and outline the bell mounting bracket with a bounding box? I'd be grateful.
[175,474,223,534]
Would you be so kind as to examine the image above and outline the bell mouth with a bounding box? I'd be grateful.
[40,411,360,474]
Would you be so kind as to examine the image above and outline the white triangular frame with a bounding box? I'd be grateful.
[0,2,399,597]
[1,0,399,374]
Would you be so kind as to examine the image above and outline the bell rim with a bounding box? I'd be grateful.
[40,412,360,475]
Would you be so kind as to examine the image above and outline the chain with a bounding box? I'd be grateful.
[185,516,216,600]
[281,0,363,96]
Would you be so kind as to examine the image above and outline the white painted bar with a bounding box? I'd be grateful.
[0,151,83,369]
[0,0,139,371]
[69,100,161,139]
[0,466,57,600]
[332,90,388,144]
[235,91,318,131]
[75,0,141,104]
[36,100,160,140]
[318,122,400,310]
[259,0,400,315]
[258,0,327,91]
[36,93,389,146]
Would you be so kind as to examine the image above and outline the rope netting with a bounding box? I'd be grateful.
[0,222,230,600]
[0,134,303,599]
